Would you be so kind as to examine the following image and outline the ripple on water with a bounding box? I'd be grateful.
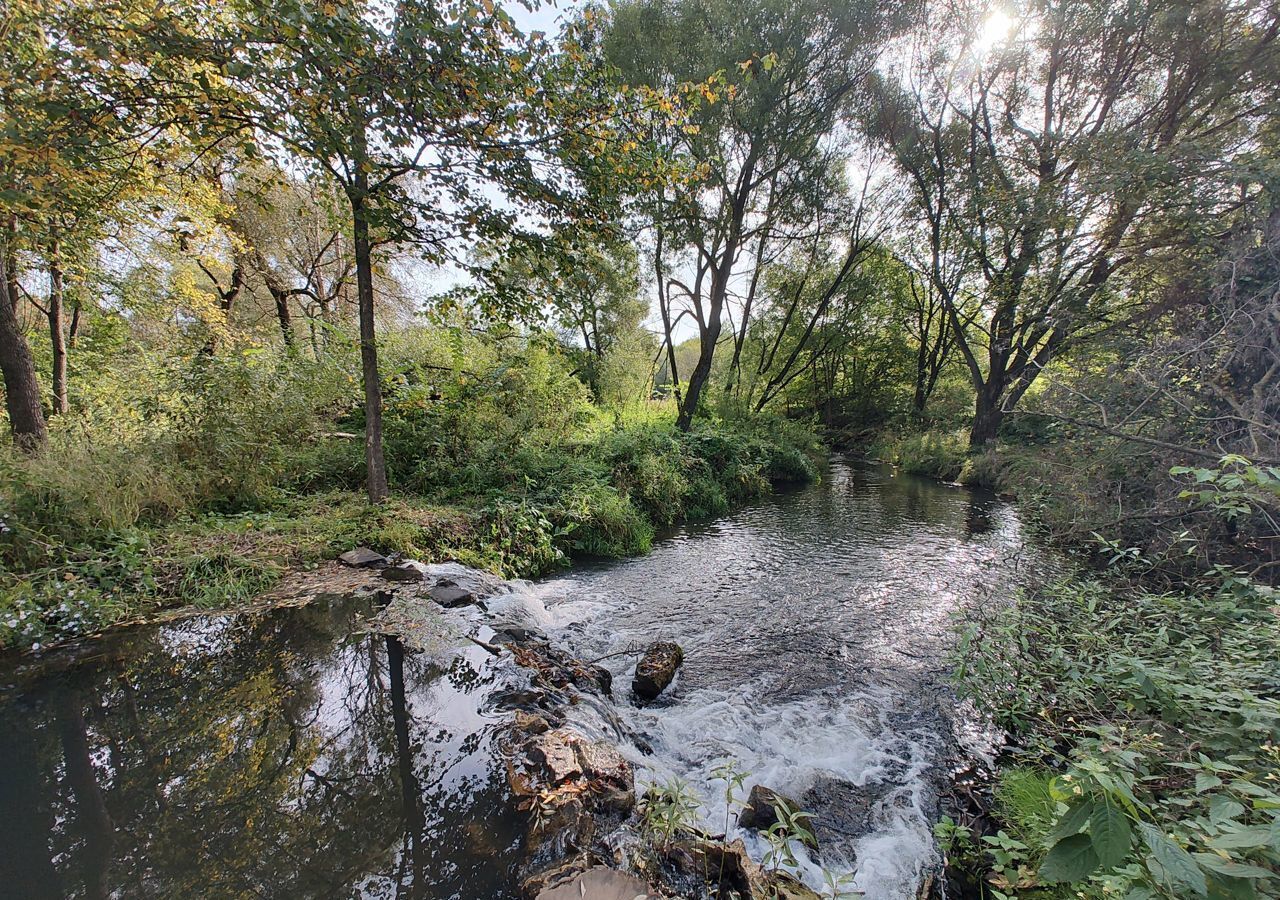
[536,458,1045,898]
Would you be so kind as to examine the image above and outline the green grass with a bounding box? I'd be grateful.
[0,416,822,650]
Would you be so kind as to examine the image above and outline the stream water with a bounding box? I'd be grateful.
[0,460,1040,899]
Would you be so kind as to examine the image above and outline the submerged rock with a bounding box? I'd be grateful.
[738,784,804,835]
[799,775,890,848]
[338,546,387,568]
[428,581,476,607]
[632,641,683,701]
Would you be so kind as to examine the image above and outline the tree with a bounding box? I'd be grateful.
[486,237,645,398]
[602,0,909,430]
[222,0,647,501]
[873,0,1280,447]
[1,0,216,440]
[0,241,47,449]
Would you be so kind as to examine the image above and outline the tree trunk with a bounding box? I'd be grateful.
[0,240,48,450]
[273,289,295,349]
[676,336,716,431]
[969,387,1004,448]
[350,187,388,503]
[48,243,68,415]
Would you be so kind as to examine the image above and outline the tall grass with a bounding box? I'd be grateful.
[0,335,823,649]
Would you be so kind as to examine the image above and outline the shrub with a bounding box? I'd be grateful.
[954,572,1280,898]
[552,483,654,558]
[886,430,969,481]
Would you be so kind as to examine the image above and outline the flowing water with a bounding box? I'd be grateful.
[0,459,1040,899]
[533,459,1040,897]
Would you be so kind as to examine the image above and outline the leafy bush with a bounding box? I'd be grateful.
[876,429,969,481]
[0,328,825,648]
[954,571,1280,899]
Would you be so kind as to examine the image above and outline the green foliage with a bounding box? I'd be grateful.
[0,329,820,649]
[1171,456,1280,527]
[640,777,704,847]
[761,795,818,875]
[955,569,1280,898]
[876,430,969,481]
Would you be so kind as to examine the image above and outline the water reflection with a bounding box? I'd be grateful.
[0,599,525,899]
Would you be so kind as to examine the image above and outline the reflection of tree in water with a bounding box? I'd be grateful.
[0,597,526,899]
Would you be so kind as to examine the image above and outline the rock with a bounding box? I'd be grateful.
[428,581,476,607]
[738,784,802,833]
[668,838,767,899]
[632,641,683,701]
[515,711,552,735]
[494,625,542,644]
[381,561,426,583]
[521,856,592,898]
[527,730,584,784]
[770,873,823,899]
[534,867,655,900]
[576,662,613,698]
[799,776,890,848]
[338,546,387,568]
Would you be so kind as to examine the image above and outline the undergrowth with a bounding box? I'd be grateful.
[947,567,1280,899]
[0,363,819,650]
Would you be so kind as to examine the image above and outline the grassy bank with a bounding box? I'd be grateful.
[0,341,821,651]
[863,425,1280,897]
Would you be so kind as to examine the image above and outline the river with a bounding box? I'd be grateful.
[0,459,1039,898]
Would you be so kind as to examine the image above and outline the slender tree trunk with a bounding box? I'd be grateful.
[349,183,388,503]
[68,300,81,347]
[677,152,758,430]
[654,224,683,409]
[0,240,48,450]
[274,291,294,348]
[677,335,716,431]
[47,243,68,415]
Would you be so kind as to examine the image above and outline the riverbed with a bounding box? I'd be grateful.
[0,460,1039,898]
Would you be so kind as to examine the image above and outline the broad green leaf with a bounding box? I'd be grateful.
[1210,796,1247,825]
[1051,798,1098,843]
[1090,803,1133,868]
[1206,873,1260,900]
[1208,827,1276,851]
[1140,822,1208,897]
[1040,833,1100,884]
[1198,774,1225,792]
[1192,854,1274,879]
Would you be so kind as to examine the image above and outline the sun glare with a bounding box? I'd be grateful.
[976,8,1014,54]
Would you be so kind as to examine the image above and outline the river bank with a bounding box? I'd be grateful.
[0,459,1034,898]
[0,419,820,653]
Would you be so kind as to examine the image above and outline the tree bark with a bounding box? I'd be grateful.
[0,240,48,450]
[969,385,1004,448]
[350,178,388,503]
[47,242,68,415]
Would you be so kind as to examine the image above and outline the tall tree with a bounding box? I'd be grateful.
[1,0,215,442]
[602,0,909,429]
[223,0,647,501]
[873,0,1280,447]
